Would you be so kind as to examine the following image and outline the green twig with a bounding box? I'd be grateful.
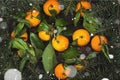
[65,0,73,15]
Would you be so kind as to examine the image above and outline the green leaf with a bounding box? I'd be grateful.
[55,18,67,27]
[19,57,28,71]
[71,39,77,46]
[10,38,28,50]
[27,47,35,56]
[19,49,27,58]
[42,42,57,73]
[17,19,30,28]
[61,27,73,36]
[49,10,57,17]
[102,44,111,63]
[37,20,49,32]
[83,13,100,33]
[34,48,43,60]
[26,48,37,64]
[74,10,80,26]
[30,33,45,50]
[86,52,99,60]
[65,58,77,64]
[14,22,25,37]
[62,47,79,60]
[28,54,37,64]
[55,18,68,35]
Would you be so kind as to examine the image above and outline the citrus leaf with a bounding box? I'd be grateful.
[14,22,25,37]
[34,48,43,60]
[30,32,45,50]
[42,42,57,73]
[27,47,35,56]
[55,18,67,35]
[102,44,111,63]
[62,47,79,60]
[83,13,100,33]
[37,20,49,32]
[57,26,66,35]
[19,56,28,71]
[28,54,37,64]
[10,38,28,50]
[71,39,77,46]
[17,19,30,28]
[65,58,77,64]
[74,10,80,26]
[19,49,26,58]
[26,47,37,64]
[86,52,99,60]
[55,18,67,27]
[61,27,73,36]
[49,10,57,17]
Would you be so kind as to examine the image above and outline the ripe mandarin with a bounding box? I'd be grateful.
[72,29,90,46]
[11,31,28,41]
[43,0,61,16]
[38,31,50,41]
[75,1,91,16]
[52,35,69,52]
[25,10,41,27]
[91,35,108,51]
[55,63,67,79]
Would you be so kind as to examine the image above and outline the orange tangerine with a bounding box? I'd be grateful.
[25,15,41,27]
[54,63,67,79]
[25,10,41,27]
[75,1,91,16]
[38,30,51,41]
[26,10,40,17]
[43,0,61,16]
[91,35,108,51]
[11,31,28,41]
[72,29,90,46]
[52,35,69,52]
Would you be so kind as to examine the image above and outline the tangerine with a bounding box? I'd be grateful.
[54,63,67,79]
[38,30,50,41]
[91,35,108,51]
[75,1,91,16]
[25,14,41,27]
[11,31,28,41]
[43,0,60,16]
[52,35,69,52]
[26,10,39,17]
[25,10,41,27]
[72,29,90,46]
[74,64,84,70]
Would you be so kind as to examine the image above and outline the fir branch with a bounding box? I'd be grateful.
[27,65,39,79]
[64,0,73,15]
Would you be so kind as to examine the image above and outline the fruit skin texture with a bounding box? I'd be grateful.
[26,10,39,17]
[75,1,91,11]
[54,63,67,79]
[74,64,84,70]
[25,10,41,27]
[75,1,91,16]
[52,35,69,52]
[91,35,108,51]
[72,29,90,46]
[38,31,50,41]
[11,31,28,41]
[43,0,60,16]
